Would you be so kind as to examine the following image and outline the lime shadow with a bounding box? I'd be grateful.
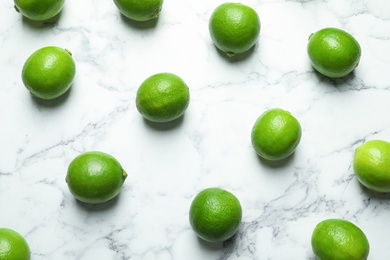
[30,85,72,107]
[195,231,240,255]
[75,193,121,212]
[255,151,296,169]
[312,68,356,88]
[215,43,257,63]
[119,13,159,30]
[358,182,390,200]
[21,10,63,29]
[196,236,223,250]
[142,114,185,131]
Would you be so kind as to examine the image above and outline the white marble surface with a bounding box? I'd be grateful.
[1,0,390,259]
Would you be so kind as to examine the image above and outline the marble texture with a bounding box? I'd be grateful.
[1,0,390,259]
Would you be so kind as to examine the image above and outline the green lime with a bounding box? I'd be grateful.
[113,0,163,22]
[311,219,369,260]
[0,228,30,260]
[14,0,65,21]
[189,187,242,243]
[22,46,76,100]
[136,72,190,123]
[209,2,260,57]
[307,27,361,78]
[353,140,390,193]
[66,151,127,204]
[251,108,302,161]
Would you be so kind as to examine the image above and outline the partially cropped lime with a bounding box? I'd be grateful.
[307,27,361,78]
[251,108,302,161]
[66,151,127,204]
[209,2,260,56]
[353,140,390,193]
[22,46,76,100]
[311,219,369,260]
[189,187,242,243]
[136,72,190,123]
[0,228,30,260]
[113,0,163,22]
[14,0,65,21]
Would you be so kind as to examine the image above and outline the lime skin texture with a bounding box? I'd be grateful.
[22,46,76,100]
[0,228,30,260]
[189,187,242,243]
[14,0,65,21]
[251,108,302,161]
[136,72,190,123]
[311,219,369,260]
[209,2,261,56]
[113,0,163,22]
[307,27,361,78]
[354,140,390,193]
[66,151,127,204]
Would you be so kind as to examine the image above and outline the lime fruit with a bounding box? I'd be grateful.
[307,27,361,78]
[209,2,260,57]
[251,108,302,161]
[311,219,369,260]
[189,187,242,243]
[0,228,30,260]
[353,140,390,193]
[136,72,190,123]
[66,151,127,204]
[14,0,65,21]
[22,46,76,100]
[113,0,163,22]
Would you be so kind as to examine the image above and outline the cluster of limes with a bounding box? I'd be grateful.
[1,0,387,259]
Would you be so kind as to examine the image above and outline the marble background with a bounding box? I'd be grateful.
[1,0,390,259]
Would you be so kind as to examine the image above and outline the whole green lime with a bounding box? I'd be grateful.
[209,2,260,57]
[307,27,361,78]
[0,228,30,260]
[14,0,65,21]
[113,0,163,22]
[136,72,190,123]
[251,108,302,161]
[311,219,369,260]
[22,46,76,100]
[66,151,127,204]
[353,140,390,193]
[189,187,242,243]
